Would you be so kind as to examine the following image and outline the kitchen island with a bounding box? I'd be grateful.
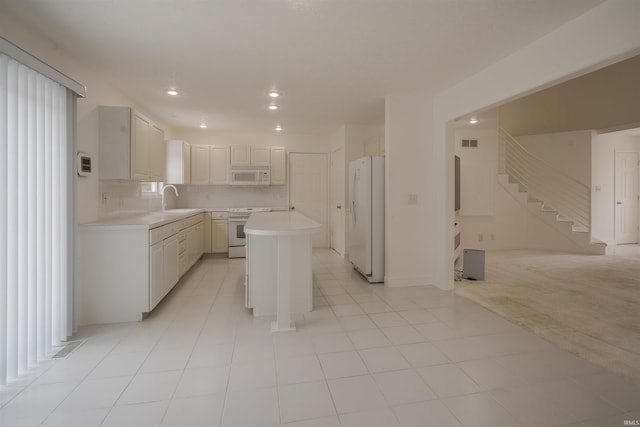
[244,211,321,333]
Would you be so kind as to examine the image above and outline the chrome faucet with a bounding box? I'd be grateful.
[161,184,179,210]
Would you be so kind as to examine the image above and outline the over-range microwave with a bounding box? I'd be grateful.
[230,166,270,186]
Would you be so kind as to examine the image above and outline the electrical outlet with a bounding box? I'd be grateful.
[478,233,483,242]
[408,194,418,205]
[491,234,495,241]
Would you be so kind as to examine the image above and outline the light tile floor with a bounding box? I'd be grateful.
[1,249,640,426]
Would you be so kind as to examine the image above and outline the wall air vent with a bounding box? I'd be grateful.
[461,139,478,148]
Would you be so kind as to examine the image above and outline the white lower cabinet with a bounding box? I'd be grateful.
[185,220,204,268]
[79,212,206,325]
[149,241,164,311]
[211,211,229,254]
[163,233,180,295]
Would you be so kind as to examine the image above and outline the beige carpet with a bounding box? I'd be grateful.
[455,249,640,386]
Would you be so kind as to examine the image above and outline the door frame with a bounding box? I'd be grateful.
[329,147,345,256]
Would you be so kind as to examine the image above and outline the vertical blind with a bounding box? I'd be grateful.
[0,52,76,385]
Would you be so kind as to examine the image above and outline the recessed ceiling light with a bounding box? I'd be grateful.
[275,125,283,132]
[199,123,207,129]
[268,104,279,110]
[469,116,478,124]
[268,91,280,98]
[167,89,180,96]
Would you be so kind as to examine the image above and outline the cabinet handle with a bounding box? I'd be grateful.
[337,205,342,209]
[291,206,295,210]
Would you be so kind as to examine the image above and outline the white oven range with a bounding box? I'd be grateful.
[227,207,271,258]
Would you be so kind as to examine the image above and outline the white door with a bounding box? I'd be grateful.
[290,153,328,247]
[615,151,639,244]
[330,148,345,255]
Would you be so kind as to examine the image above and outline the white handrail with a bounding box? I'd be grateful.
[498,128,590,231]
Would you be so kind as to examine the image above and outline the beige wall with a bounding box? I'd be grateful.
[498,55,640,136]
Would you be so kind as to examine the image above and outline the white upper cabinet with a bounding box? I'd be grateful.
[165,140,191,184]
[230,146,251,166]
[99,106,166,181]
[210,146,230,184]
[191,145,230,185]
[230,146,270,167]
[190,145,212,184]
[270,147,286,185]
[251,146,270,166]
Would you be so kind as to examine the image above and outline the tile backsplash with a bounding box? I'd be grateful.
[98,181,288,217]
[98,180,169,217]
[175,184,289,210]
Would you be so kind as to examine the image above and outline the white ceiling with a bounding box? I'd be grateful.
[2,0,606,135]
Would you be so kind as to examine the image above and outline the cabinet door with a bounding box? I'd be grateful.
[149,123,166,181]
[98,106,132,180]
[251,147,270,166]
[210,146,230,184]
[203,212,212,253]
[163,234,180,293]
[191,145,211,184]
[230,146,251,166]
[270,147,286,185]
[185,225,198,269]
[212,220,229,253]
[149,241,164,309]
[132,112,151,181]
[165,140,191,184]
[195,222,204,259]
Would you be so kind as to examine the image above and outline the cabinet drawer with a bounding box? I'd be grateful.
[149,227,165,245]
[212,211,228,220]
[166,221,181,236]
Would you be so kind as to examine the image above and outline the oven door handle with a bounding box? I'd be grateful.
[228,218,249,223]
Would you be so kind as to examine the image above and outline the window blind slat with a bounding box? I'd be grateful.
[0,50,9,386]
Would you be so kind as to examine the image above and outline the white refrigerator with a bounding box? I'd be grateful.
[348,156,385,283]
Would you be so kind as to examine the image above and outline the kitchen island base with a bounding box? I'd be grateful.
[244,211,320,333]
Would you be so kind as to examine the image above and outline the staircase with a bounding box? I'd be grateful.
[498,128,606,254]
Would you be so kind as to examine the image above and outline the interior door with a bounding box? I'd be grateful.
[330,148,345,255]
[615,151,639,244]
[289,153,328,247]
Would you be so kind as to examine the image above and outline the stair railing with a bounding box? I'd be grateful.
[498,128,590,232]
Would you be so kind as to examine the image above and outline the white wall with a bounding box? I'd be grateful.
[384,96,432,287]
[455,128,498,216]
[592,130,640,246]
[454,126,525,251]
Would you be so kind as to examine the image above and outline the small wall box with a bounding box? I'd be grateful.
[77,152,92,176]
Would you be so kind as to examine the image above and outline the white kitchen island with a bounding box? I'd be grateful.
[244,211,321,333]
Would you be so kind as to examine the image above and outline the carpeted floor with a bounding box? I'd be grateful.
[455,248,640,386]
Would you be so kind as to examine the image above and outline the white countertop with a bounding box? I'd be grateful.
[245,211,321,236]
[78,209,205,231]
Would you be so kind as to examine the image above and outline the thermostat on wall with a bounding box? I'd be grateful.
[77,152,92,177]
